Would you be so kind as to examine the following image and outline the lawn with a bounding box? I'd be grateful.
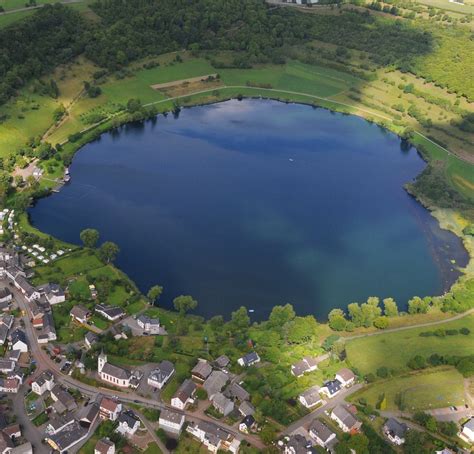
[349,367,466,410]
[143,442,163,454]
[32,411,49,426]
[346,314,474,375]
[0,9,34,28]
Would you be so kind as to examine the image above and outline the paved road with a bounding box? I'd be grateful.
[134,410,170,454]
[12,284,263,450]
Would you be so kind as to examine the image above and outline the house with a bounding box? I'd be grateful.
[14,276,40,302]
[186,420,240,453]
[460,417,474,443]
[284,434,312,454]
[224,382,249,402]
[95,438,115,454]
[239,415,255,434]
[191,359,212,383]
[0,360,15,373]
[37,283,65,305]
[0,433,14,454]
[85,331,98,349]
[237,351,260,367]
[291,357,319,377]
[159,409,185,435]
[171,379,196,410]
[99,397,122,421]
[0,378,19,393]
[0,288,12,304]
[147,360,175,389]
[2,423,21,440]
[335,368,356,387]
[109,324,128,340]
[299,386,322,409]
[384,418,408,445]
[94,438,115,454]
[0,301,10,313]
[116,410,140,436]
[309,419,337,448]
[70,305,91,324]
[45,422,88,454]
[9,329,28,353]
[6,349,21,362]
[238,401,255,417]
[136,314,160,334]
[214,355,230,369]
[96,304,125,322]
[98,351,131,387]
[31,370,55,395]
[203,370,228,399]
[51,385,77,412]
[38,312,56,344]
[320,379,342,398]
[212,392,234,416]
[80,402,100,428]
[45,413,75,435]
[0,317,10,346]
[330,405,361,433]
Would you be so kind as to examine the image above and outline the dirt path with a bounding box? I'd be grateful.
[0,0,82,16]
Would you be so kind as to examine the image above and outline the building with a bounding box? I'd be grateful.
[70,305,91,324]
[203,370,228,399]
[37,283,65,305]
[45,413,75,436]
[31,370,55,395]
[0,378,19,393]
[237,351,260,367]
[284,434,312,454]
[214,355,230,369]
[224,382,249,402]
[13,276,40,302]
[147,360,175,389]
[171,379,196,410]
[45,422,88,454]
[79,402,100,428]
[85,331,98,349]
[239,415,255,434]
[330,405,361,433]
[238,401,255,417]
[335,368,356,387]
[309,419,337,448]
[95,438,115,454]
[116,410,140,436]
[9,328,28,353]
[0,360,15,373]
[191,359,212,383]
[99,397,122,421]
[320,379,342,398]
[96,304,125,322]
[291,357,319,377]
[6,350,20,363]
[186,420,240,453]
[460,417,474,443]
[38,312,56,344]
[384,418,408,445]
[51,385,77,412]
[159,409,185,435]
[136,314,161,334]
[98,351,131,387]
[212,392,234,416]
[0,288,12,304]
[299,386,322,409]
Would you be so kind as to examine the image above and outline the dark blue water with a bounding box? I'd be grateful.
[29,100,468,319]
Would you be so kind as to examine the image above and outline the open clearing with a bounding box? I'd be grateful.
[346,313,474,375]
[349,367,466,410]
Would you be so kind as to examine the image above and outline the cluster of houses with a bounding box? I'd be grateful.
[0,414,32,454]
[30,370,141,453]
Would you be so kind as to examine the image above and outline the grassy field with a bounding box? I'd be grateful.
[346,313,474,375]
[415,0,474,14]
[349,367,466,410]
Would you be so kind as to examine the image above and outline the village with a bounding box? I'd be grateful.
[0,232,471,454]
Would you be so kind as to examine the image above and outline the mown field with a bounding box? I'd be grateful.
[346,313,474,375]
[349,366,466,410]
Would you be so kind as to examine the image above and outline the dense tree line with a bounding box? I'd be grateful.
[0,4,87,105]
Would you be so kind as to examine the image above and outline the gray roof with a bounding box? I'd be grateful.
[239,400,255,417]
[85,331,98,344]
[118,410,139,428]
[384,418,408,438]
[212,392,233,411]
[70,305,90,319]
[215,355,230,368]
[203,370,228,397]
[225,382,249,401]
[309,419,335,443]
[80,402,99,423]
[33,370,54,387]
[47,422,87,451]
[101,362,131,380]
[287,434,311,454]
[160,409,184,425]
[174,379,196,403]
[0,288,11,299]
[331,405,359,430]
[149,360,174,383]
[191,360,212,380]
[96,304,125,319]
[10,328,27,347]
[47,413,75,431]
[300,385,321,406]
[188,420,231,446]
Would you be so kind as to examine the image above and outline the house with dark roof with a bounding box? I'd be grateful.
[330,405,361,433]
[45,421,88,454]
[191,359,212,383]
[96,304,125,322]
[9,328,28,353]
[70,305,91,324]
[31,370,55,395]
[0,288,12,304]
[13,276,39,302]
[51,385,77,412]
[320,379,342,398]
[237,351,260,367]
[0,360,15,373]
[309,419,337,448]
[38,312,56,344]
[85,331,98,349]
[186,420,240,453]
[147,360,174,389]
[95,438,115,454]
[37,283,65,305]
[204,370,228,399]
[136,314,161,334]
[239,415,255,434]
[384,418,408,445]
[116,410,140,436]
[291,357,319,377]
[284,434,312,454]
[214,355,230,369]
[80,402,100,428]
[171,379,196,410]
[224,382,249,402]
[45,413,75,435]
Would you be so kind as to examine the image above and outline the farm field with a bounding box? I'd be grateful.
[346,313,474,375]
[349,367,467,410]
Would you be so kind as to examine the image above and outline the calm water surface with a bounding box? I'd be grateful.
[29,100,468,319]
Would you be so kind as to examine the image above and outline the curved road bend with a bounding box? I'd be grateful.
[13,284,265,451]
